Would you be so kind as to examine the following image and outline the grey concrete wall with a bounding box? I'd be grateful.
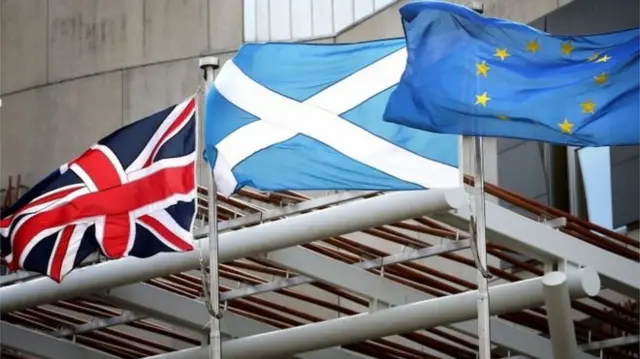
[0,0,243,190]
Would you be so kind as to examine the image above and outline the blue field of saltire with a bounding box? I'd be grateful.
[203,39,460,195]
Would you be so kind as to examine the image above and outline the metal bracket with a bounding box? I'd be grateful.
[543,217,568,229]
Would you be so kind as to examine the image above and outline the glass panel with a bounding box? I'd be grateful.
[354,0,374,22]
[311,0,334,37]
[243,0,257,42]
[374,0,394,10]
[256,0,271,41]
[291,0,313,39]
[334,0,355,33]
[269,0,292,41]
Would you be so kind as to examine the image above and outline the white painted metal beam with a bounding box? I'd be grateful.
[49,310,145,337]
[95,283,368,359]
[0,191,375,287]
[215,190,377,234]
[542,272,579,359]
[146,269,600,359]
[455,319,585,359]
[0,188,464,313]
[1,321,119,359]
[500,334,640,359]
[434,200,640,298]
[264,246,597,359]
[222,240,470,301]
[579,334,640,351]
[261,246,429,305]
[0,252,102,286]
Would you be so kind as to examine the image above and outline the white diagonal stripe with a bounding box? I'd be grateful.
[18,214,100,268]
[146,210,192,243]
[59,223,89,279]
[70,164,98,192]
[212,49,411,193]
[137,210,192,252]
[123,214,137,257]
[216,120,296,171]
[11,187,91,253]
[214,48,408,170]
[303,48,408,113]
[127,98,191,173]
[46,231,64,278]
[213,50,459,191]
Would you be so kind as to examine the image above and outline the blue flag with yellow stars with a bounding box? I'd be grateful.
[383,1,639,147]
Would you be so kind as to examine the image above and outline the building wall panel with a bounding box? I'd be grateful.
[1,0,48,94]
[142,0,208,63]
[1,71,123,187]
[47,0,144,82]
[209,0,243,51]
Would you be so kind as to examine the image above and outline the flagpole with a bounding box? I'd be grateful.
[466,2,491,358]
[472,136,491,359]
[199,56,221,359]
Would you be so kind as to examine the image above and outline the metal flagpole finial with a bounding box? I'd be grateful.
[470,1,484,14]
[199,56,220,69]
[199,56,220,80]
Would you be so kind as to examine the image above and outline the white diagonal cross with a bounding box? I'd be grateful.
[212,48,459,195]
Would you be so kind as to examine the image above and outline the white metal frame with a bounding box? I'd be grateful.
[145,268,599,359]
[433,200,640,298]
[0,189,464,312]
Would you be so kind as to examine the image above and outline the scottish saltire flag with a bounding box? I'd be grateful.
[204,40,459,195]
[383,1,640,147]
[0,97,197,282]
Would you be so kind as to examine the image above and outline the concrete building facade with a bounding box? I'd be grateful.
[0,1,638,358]
[2,0,638,233]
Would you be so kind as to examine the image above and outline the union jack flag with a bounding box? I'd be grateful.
[0,96,197,282]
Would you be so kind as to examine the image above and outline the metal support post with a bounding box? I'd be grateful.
[472,136,492,359]
[543,271,579,359]
[199,55,221,359]
[466,3,491,358]
[147,268,600,359]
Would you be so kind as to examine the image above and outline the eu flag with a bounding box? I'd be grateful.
[383,1,640,147]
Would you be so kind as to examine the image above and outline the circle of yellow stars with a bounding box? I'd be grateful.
[473,38,611,135]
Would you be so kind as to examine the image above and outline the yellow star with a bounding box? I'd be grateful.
[494,48,510,61]
[580,99,596,114]
[526,39,540,53]
[497,114,508,120]
[475,92,491,107]
[561,41,573,55]
[587,52,600,62]
[476,61,490,77]
[594,72,608,85]
[559,118,574,134]
[596,54,612,63]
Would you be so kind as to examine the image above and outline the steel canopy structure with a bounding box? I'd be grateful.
[1,182,639,359]
[2,0,639,358]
